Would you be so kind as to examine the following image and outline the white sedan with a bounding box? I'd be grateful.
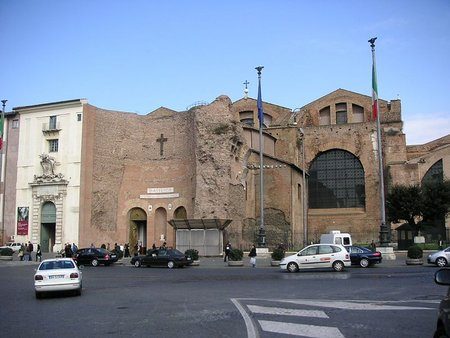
[0,242,22,252]
[34,258,82,298]
[280,244,351,272]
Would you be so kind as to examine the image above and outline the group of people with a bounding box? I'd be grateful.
[223,241,258,267]
[18,241,42,262]
[62,242,78,258]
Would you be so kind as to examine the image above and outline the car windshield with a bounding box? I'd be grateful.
[169,249,184,256]
[39,260,75,270]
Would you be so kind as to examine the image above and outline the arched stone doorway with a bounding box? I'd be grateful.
[129,208,147,254]
[41,202,56,253]
[155,207,170,247]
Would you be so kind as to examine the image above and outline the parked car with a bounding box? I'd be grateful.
[0,242,22,252]
[428,247,450,267]
[434,269,450,337]
[346,245,382,267]
[130,248,191,268]
[279,244,351,272]
[34,258,82,298]
[74,247,117,267]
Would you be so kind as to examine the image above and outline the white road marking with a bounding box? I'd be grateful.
[284,299,434,311]
[259,320,345,338]
[230,298,258,338]
[248,305,328,318]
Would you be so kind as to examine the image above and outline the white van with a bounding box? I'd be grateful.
[320,230,352,246]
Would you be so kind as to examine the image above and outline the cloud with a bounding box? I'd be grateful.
[403,113,450,145]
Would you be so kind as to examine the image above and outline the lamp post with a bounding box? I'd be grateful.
[256,66,266,247]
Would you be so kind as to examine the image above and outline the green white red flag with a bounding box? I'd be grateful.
[371,62,378,120]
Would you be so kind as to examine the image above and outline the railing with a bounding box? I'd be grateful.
[42,122,61,132]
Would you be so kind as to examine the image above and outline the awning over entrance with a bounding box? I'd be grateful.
[168,218,232,230]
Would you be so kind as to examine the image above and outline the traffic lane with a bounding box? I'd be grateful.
[0,264,444,338]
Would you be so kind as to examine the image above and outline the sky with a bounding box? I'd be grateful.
[1,0,449,145]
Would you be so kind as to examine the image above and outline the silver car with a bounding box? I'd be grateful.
[428,247,450,267]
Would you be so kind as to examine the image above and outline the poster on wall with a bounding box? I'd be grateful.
[17,207,29,236]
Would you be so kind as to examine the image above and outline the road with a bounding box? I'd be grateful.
[0,259,444,338]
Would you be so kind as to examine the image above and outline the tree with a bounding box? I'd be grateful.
[386,180,450,237]
[386,185,423,235]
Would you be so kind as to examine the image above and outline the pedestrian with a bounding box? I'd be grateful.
[124,243,130,257]
[72,242,78,254]
[370,240,376,251]
[64,243,73,258]
[249,244,257,268]
[18,244,24,261]
[24,242,31,261]
[90,243,95,249]
[28,241,34,261]
[152,243,156,250]
[36,244,42,262]
[224,242,231,262]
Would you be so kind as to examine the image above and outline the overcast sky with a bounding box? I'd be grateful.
[1,0,449,145]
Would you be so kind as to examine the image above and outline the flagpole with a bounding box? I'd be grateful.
[1,99,7,245]
[369,38,388,246]
[256,66,266,247]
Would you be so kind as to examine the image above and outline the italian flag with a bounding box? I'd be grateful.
[371,62,378,120]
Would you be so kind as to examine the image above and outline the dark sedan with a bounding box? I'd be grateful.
[346,245,382,268]
[74,248,117,267]
[130,248,191,269]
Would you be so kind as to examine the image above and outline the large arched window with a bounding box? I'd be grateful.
[422,159,443,184]
[309,149,365,208]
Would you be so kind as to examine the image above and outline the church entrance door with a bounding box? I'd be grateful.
[41,202,56,253]
[129,208,147,254]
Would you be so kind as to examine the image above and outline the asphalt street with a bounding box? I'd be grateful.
[0,255,445,338]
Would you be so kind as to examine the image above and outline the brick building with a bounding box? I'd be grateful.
[1,89,449,253]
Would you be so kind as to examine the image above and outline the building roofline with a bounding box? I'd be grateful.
[13,98,87,111]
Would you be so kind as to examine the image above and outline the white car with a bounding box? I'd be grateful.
[280,244,351,272]
[428,247,450,267]
[34,258,82,298]
[0,242,22,252]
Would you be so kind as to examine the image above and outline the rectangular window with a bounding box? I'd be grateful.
[49,139,59,152]
[49,116,57,130]
[77,113,82,121]
[12,119,19,129]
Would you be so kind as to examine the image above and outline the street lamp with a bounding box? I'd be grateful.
[1,99,7,245]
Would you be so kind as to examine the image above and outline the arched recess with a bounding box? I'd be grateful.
[41,202,56,253]
[308,149,365,209]
[174,206,187,219]
[155,207,171,247]
[422,159,443,184]
[129,207,147,254]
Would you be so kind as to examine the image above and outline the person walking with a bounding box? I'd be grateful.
[28,241,34,261]
[36,244,42,262]
[18,244,25,261]
[224,242,231,262]
[249,244,257,268]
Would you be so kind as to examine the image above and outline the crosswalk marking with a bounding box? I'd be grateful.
[285,299,434,311]
[259,320,345,338]
[248,305,328,318]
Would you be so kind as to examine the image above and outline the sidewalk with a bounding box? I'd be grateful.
[0,250,424,268]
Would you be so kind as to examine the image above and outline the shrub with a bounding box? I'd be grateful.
[407,245,423,259]
[185,249,199,261]
[0,247,14,256]
[229,248,244,261]
[271,248,285,261]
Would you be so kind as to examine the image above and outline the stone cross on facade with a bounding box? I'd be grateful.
[156,134,168,156]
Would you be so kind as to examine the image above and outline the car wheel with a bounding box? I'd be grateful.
[91,259,99,267]
[75,287,82,296]
[167,261,175,269]
[287,262,298,273]
[436,257,447,267]
[332,260,345,272]
[35,291,43,299]
[359,258,370,268]
[134,260,141,268]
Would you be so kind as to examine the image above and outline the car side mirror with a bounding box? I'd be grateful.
[435,269,450,285]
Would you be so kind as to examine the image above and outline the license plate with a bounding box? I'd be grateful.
[49,275,64,279]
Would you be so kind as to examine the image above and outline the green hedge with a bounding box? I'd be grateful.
[229,248,244,261]
[407,245,423,259]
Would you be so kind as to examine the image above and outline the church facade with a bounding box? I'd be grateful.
[2,89,449,253]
